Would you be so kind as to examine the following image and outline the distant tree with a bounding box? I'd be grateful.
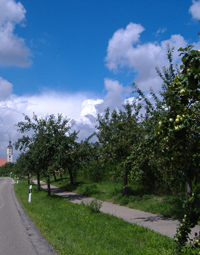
[77,137,104,183]
[0,163,15,176]
[15,151,35,184]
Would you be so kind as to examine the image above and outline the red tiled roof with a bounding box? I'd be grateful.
[0,159,7,167]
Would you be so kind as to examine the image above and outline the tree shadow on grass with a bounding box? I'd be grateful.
[51,181,86,192]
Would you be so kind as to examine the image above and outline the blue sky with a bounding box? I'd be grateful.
[0,0,200,159]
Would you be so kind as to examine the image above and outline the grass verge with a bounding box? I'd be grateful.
[14,179,175,255]
[49,176,184,219]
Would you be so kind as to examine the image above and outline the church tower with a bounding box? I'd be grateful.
[7,139,13,163]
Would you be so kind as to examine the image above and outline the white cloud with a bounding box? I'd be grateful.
[0,0,31,66]
[0,77,13,101]
[189,0,200,19]
[81,99,103,118]
[105,23,145,72]
[105,23,187,92]
[0,80,134,160]
[156,27,167,37]
[0,0,25,25]
[95,78,131,113]
[0,90,90,159]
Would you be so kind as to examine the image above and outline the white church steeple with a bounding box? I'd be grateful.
[7,138,13,163]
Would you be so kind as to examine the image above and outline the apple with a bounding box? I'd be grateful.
[180,89,185,94]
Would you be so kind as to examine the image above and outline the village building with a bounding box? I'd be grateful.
[0,139,13,166]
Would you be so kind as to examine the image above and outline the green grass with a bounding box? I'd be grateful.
[14,179,175,255]
[48,176,184,219]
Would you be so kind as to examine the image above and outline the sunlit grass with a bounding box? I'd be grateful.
[48,175,184,219]
[14,179,175,255]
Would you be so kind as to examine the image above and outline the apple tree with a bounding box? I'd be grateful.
[96,102,143,195]
[153,46,200,251]
[15,113,78,196]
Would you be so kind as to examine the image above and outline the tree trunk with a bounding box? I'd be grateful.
[28,173,30,185]
[47,175,51,196]
[123,172,128,196]
[68,168,74,185]
[187,176,192,197]
[60,173,63,182]
[37,171,41,192]
[53,171,57,181]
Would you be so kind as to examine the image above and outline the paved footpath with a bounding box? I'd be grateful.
[33,180,200,239]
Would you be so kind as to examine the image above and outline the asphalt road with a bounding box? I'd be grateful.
[0,177,56,255]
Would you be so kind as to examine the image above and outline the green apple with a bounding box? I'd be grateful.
[180,89,185,94]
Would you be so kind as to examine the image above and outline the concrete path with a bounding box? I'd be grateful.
[33,180,200,239]
[0,177,56,255]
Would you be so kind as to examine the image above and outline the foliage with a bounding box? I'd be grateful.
[0,163,15,176]
[76,139,107,183]
[135,45,200,252]
[174,190,200,253]
[155,45,200,197]
[15,113,78,195]
[96,102,143,195]
[78,183,100,196]
[84,199,102,213]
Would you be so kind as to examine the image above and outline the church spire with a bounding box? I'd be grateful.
[7,138,13,163]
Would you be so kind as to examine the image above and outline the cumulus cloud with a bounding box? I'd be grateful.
[0,0,25,25]
[0,0,31,66]
[189,0,200,19]
[105,22,187,92]
[0,77,13,101]
[0,80,134,160]
[105,23,145,72]
[0,90,88,159]
[95,78,131,113]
